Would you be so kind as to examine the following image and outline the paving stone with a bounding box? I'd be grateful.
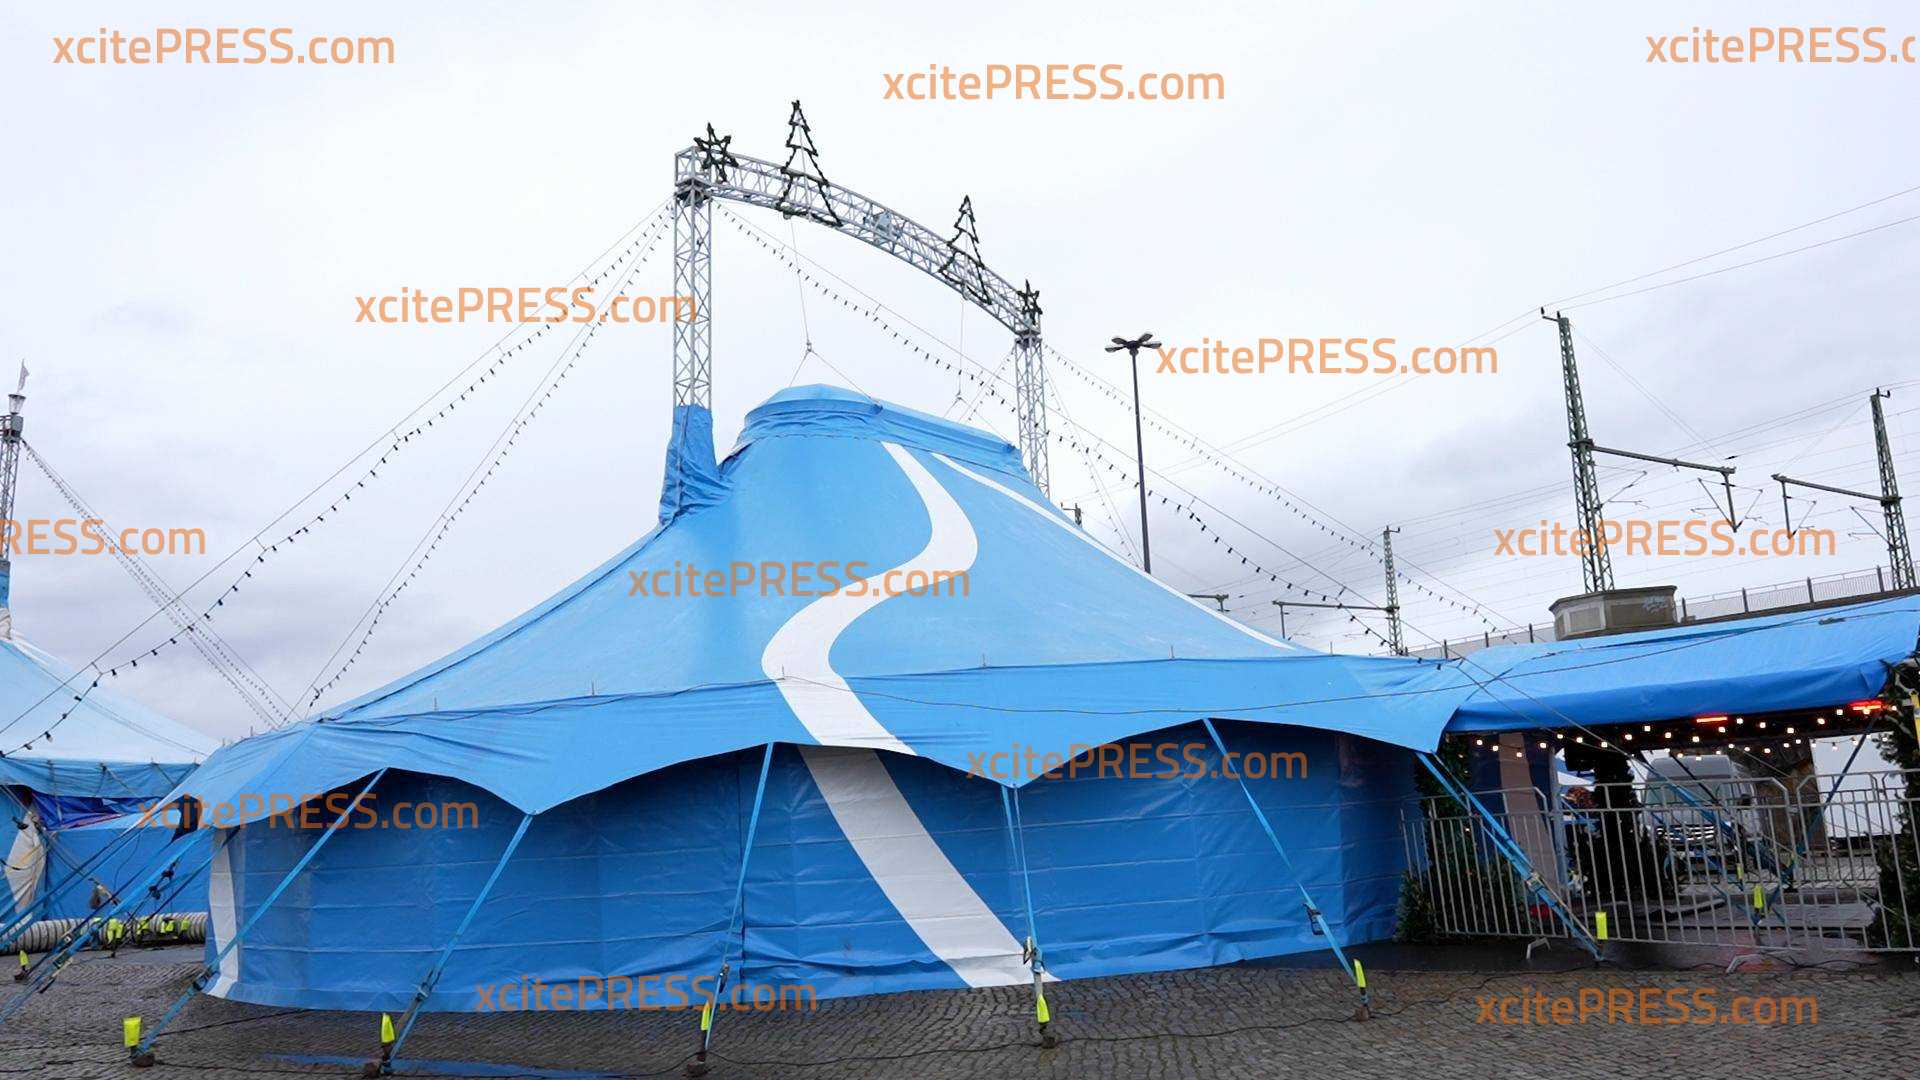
[0,947,1905,1078]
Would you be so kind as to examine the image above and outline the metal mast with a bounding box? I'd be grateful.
[1872,389,1915,589]
[1771,389,1915,591]
[1381,525,1406,656]
[1014,284,1048,495]
[1866,388,1912,584]
[1549,310,1615,593]
[671,130,726,411]
[0,365,25,634]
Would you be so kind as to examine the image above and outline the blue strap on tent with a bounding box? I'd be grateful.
[1414,753,1601,959]
[1202,719,1369,1008]
[999,786,1040,953]
[999,785,1054,1042]
[133,770,385,1065]
[113,838,225,956]
[726,744,776,947]
[0,827,211,1028]
[380,811,535,1074]
[6,818,223,993]
[694,743,774,1071]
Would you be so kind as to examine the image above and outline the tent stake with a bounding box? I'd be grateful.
[1204,719,1373,1019]
[369,810,536,1077]
[131,770,386,1068]
[1000,785,1055,1047]
[689,743,775,1078]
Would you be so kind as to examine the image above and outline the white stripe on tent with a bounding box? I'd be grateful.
[206,832,240,997]
[761,441,979,755]
[766,441,1028,987]
[934,454,1299,653]
[798,746,1032,988]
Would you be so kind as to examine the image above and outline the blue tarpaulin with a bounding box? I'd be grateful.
[1444,595,1920,732]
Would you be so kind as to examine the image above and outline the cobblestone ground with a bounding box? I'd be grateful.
[0,946,1912,1079]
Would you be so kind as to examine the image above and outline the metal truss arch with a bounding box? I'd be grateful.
[672,138,1050,494]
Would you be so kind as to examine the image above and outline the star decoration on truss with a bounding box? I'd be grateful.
[1016,280,1043,331]
[693,123,738,183]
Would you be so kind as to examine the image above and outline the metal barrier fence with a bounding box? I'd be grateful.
[1400,771,1920,955]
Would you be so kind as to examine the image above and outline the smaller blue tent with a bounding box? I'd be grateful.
[0,617,217,925]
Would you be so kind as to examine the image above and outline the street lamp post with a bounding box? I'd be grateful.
[1105,332,1162,574]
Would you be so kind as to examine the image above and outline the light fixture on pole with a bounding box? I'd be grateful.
[1104,332,1161,574]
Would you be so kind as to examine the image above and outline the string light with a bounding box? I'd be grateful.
[723,203,1501,633]
[301,216,674,715]
[2,209,675,755]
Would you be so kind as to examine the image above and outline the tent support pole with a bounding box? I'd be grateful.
[371,811,536,1077]
[689,742,774,1078]
[131,769,385,1068]
[0,828,213,1029]
[1414,752,1602,960]
[1204,719,1373,1019]
[1000,784,1055,1048]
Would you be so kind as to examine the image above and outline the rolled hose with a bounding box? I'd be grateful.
[7,911,206,955]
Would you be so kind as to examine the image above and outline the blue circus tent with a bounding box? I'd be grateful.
[0,631,217,924]
[169,386,1486,1017]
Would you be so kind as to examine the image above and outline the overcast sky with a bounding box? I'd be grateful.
[2,1,1916,744]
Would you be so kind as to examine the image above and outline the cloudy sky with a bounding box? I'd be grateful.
[1,1,1916,744]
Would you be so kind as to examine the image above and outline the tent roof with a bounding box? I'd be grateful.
[174,388,1481,820]
[1443,594,1920,732]
[0,634,216,797]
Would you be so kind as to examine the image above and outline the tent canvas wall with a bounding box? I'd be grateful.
[205,723,1412,1011]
